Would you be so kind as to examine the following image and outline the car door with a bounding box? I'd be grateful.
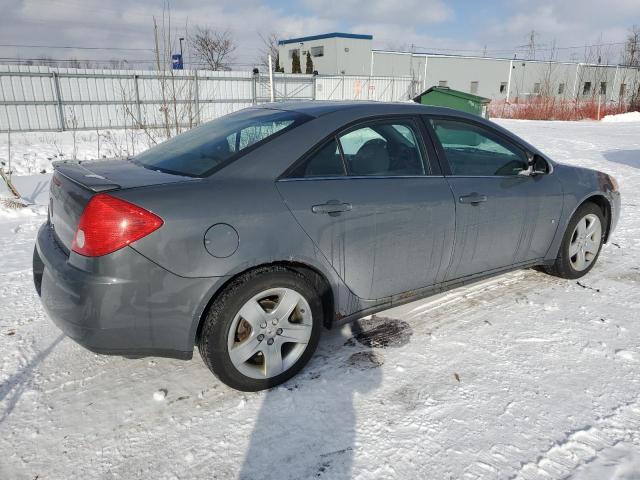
[425,116,563,281]
[276,117,456,301]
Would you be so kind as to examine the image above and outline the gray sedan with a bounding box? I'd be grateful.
[33,101,620,391]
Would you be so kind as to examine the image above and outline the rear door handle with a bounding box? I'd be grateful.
[459,193,488,205]
[312,200,352,216]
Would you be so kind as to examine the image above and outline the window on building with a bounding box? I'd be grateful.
[470,81,479,94]
[620,83,627,97]
[600,82,607,95]
[438,80,448,87]
[288,49,300,59]
[499,82,507,94]
[533,83,541,94]
[558,83,565,95]
[429,119,528,177]
[310,46,324,57]
[583,82,592,95]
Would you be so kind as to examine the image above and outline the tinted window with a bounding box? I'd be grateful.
[430,119,527,176]
[339,121,425,176]
[134,109,309,177]
[292,138,345,177]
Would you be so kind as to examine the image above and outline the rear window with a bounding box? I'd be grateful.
[133,108,310,177]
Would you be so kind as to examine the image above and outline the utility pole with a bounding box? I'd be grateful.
[268,55,275,102]
[527,30,536,60]
[179,37,184,68]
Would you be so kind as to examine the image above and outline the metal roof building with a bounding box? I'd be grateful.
[277,33,640,104]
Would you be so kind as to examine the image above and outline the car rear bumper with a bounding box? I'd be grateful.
[34,223,222,359]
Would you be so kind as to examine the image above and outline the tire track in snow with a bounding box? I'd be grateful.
[506,399,640,480]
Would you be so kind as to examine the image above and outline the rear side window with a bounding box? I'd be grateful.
[430,119,528,176]
[134,109,309,177]
[290,120,426,178]
[291,138,345,177]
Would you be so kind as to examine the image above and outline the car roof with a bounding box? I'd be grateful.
[255,100,544,159]
[258,100,471,119]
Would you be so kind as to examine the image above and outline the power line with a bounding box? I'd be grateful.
[407,40,628,56]
[0,43,153,52]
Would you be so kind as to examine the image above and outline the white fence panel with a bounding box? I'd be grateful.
[315,75,416,101]
[0,65,417,132]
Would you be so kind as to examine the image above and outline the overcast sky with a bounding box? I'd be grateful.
[1,0,638,68]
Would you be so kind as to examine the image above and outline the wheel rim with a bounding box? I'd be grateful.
[569,213,602,272]
[227,288,313,380]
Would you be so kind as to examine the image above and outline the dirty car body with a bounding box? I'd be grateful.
[33,101,620,389]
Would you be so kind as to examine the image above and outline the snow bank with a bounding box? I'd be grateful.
[0,130,157,176]
[601,111,640,122]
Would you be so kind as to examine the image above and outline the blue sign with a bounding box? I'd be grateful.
[172,54,183,70]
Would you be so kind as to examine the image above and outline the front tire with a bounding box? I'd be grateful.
[198,267,323,391]
[543,202,605,279]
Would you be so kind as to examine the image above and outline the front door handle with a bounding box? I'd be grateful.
[312,200,352,216]
[459,193,488,205]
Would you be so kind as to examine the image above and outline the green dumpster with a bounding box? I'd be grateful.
[413,86,490,118]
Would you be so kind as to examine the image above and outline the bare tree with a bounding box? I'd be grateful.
[622,25,640,66]
[190,27,236,70]
[258,32,281,72]
[620,25,640,108]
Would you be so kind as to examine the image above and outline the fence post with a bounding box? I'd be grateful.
[312,75,317,100]
[252,71,258,105]
[52,72,65,131]
[194,70,201,125]
[133,74,142,127]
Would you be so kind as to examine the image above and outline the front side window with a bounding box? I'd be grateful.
[290,120,426,178]
[430,119,528,176]
[134,109,309,177]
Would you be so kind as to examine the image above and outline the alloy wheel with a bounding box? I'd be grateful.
[227,288,313,379]
[569,213,602,272]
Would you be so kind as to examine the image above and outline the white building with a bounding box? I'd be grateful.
[277,32,640,103]
[278,32,373,76]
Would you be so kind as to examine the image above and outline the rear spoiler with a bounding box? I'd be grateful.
[53,161,121,193]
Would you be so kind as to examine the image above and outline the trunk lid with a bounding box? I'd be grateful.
[49,159,197,252]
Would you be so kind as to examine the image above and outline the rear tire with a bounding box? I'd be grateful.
[543,202,605,279]
[198,266,322,391]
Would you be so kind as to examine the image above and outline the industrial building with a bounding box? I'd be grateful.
[278,32,640,103]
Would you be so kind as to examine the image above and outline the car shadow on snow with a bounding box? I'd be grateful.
[0,333,64,423]
[237,316,412,480]
[603,149,640,169]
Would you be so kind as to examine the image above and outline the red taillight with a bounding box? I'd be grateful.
[72,193,163,257]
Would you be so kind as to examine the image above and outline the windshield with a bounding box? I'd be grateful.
[133,108,310,177]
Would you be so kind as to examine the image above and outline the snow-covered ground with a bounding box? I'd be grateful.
[1,119,640,480]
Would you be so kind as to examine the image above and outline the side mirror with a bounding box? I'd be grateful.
[519,152,546,176]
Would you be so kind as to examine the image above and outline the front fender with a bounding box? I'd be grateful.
[544,164,620,262]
